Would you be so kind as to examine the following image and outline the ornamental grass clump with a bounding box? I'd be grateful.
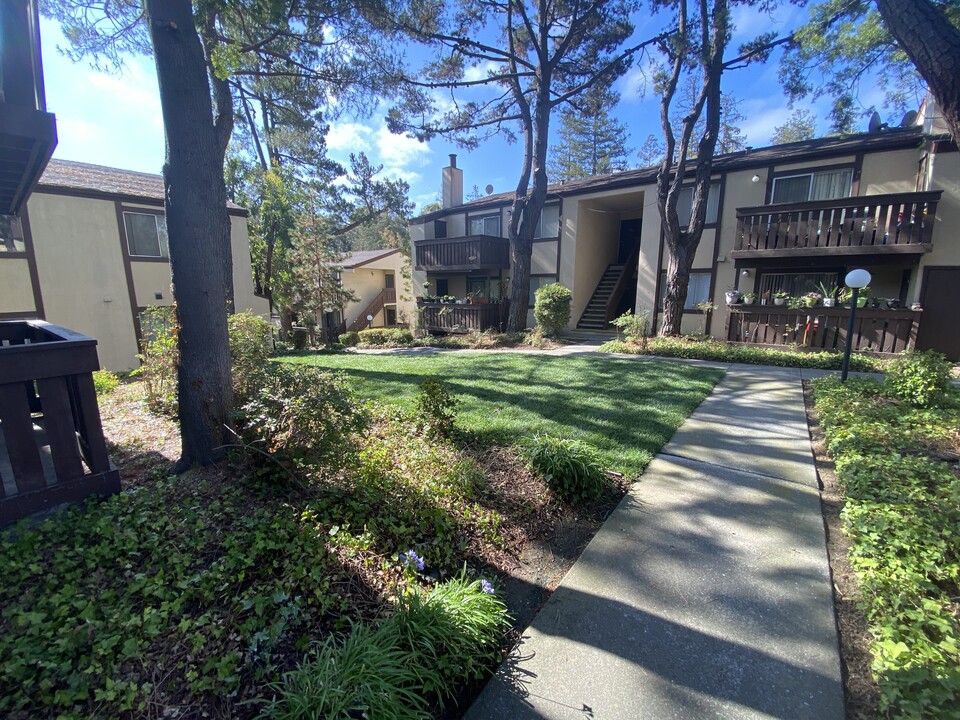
[524,434,611,503]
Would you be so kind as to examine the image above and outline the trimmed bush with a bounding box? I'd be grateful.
[357,328,414,347]
[339,330,360,347]
[533,283,572,337]
[523,434,611,503]
[884,350,952,407]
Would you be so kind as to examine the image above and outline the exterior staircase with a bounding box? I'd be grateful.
[577,264,625,330]
[346,288,396,332]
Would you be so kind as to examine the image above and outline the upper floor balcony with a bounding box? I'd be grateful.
[415,234,510,272]
[0,0,58,215]
[732,191,941,262]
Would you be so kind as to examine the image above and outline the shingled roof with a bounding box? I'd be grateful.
[37,159,246,212]
[340,248,403,268]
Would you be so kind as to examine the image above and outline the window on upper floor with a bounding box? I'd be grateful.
[534,204,561,239]
[676,183,721,227]
[469,213,501,237]
[0,215,25,253]
[771,168,853,204]
[124,212,169,258]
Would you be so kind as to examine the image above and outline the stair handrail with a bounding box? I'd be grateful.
[605,242,642,324]
[347,289,387,333]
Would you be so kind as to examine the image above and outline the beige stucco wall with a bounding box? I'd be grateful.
[570,196,621,325]
[0,258,36,314]
[27,193,140,370]
[860,149,921,195]
[772,156,857,174]
[341,251,414,328]
[915,149,960,303]
[20,192,268,371]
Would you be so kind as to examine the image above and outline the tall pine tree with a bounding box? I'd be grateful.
[550,84,633,182]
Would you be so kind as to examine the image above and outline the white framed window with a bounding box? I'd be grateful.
[124,212,169,258]
[534,204,561,239]
[758,271,839,298]
[771,168,853,204]
[469,213,501,237]
[658,271,712,309]
[528,275,558,306]
[676,183,720,227]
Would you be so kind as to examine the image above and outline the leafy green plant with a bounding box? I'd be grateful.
[610,309,650,348]
[533,282,572,337]
[357,328,414,346]
[133,305,179,416]
[523,434,611,503]
[93,369,121,395]
[415,379,459,439]
[884,350,952,407]
[241,365,368,467]
[338,330,360,347]
[229,311,273,405]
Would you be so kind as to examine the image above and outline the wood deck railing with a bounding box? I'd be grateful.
[419,302,508,333]
[346,288,397,332]
[415,235,510,271]
[0,320,119,526]
[726,306,920,354]
[733,192,940,258]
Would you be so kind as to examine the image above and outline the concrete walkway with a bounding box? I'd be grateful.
[465,363,844,720]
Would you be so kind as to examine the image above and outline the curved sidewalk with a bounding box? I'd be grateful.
[466,364,844,720]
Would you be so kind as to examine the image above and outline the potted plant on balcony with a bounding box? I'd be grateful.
[725,289,741,305]
[817,281,839,307]
[772,291,789,306]
[417,281,431,304]
[741,292,757,305]
[802,291,822,308]
[841,287,869,308]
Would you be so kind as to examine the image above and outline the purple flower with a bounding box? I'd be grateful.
[480,580,495,594]
[400,550,425,571]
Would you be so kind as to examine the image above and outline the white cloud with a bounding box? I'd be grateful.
[464,61,500,83]
[375,127,432,178]
[325,122,374,153]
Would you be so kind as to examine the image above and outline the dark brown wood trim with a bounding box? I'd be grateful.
[38,186,249,217]
[0,251,28,259]
[918,264,958,307]
[764,164,776,205]
[115,200,145,345]
[852,152,864,195]
[0,311,40,319]
[343,247,403,270]
[652,226,665,329]
[128,256,172,264]
[706,176,727,335]
[20,205,44,319]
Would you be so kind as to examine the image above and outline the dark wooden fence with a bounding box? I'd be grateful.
[419,302,509,333]
[415,235,510,271]
[734,191,940,255]
[726,306,920,354]
[0,320,119,526]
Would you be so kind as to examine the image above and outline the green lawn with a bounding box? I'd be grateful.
[278,351,724,478]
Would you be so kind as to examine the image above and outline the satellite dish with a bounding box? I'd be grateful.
[900,110,919,127]
[868,111,884,134]
[485,184,494,195]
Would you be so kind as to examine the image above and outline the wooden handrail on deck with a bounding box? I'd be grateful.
[0,320,120,526]
[734,191,941,255]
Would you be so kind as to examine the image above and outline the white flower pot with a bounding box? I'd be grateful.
[773,298,785,306]
[823,298,835,308]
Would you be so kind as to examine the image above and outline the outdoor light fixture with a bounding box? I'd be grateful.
[840,268,872,382]
[741,269,750,277]
[751,174,761,183]
[366,314,374,329]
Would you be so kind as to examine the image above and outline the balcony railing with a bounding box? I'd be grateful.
[726,306,920,355]
[733,192,940,259]
[0,320,120,526]
[415,235,510,272]
[418,302,508,333]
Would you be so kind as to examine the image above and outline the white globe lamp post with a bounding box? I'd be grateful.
[841,269,871,382]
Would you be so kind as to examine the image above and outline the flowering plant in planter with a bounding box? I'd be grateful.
[724,289,741,304]
[771,290,789,306]
[803,291,822,307]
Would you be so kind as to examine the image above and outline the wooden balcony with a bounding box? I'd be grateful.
[418,302,509,333]
[0,320,119,526]
[726,305,920,355]
[732,192,940,262]
[415,235,510,272]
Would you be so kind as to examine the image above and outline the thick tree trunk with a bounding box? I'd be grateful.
[875,0,960,143]
[145,0,233,469]
[660,240,696,335]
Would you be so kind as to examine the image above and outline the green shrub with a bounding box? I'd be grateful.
[415,379,459,439]
[241,365,367,467]
[339,330,360,347]
[133,305,179,416]
[610,309,650,347]
[93,369,121,395]
[259,576,508,719]
[228,311,273,405]
[533,283,572,337]
[523,434,611,503]
[357,328,414,347]
[884,350,952,407]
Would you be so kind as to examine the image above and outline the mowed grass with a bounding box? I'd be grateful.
[278,351,724,478]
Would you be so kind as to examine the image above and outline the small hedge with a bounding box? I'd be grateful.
[533,283,572,337]
[813,363,960,718]
[357,328,414,347]
[600,336,890,373]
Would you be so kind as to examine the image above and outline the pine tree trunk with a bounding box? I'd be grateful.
[660,241,695,335]
[875,0,960,142]
[145,0,233,469]
[507,231,532,331]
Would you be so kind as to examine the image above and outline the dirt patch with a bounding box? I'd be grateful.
[802,380,880,720]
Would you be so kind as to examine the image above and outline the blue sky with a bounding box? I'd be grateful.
[38,5,897,213]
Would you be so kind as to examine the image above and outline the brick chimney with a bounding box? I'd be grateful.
[441,153,463,208]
